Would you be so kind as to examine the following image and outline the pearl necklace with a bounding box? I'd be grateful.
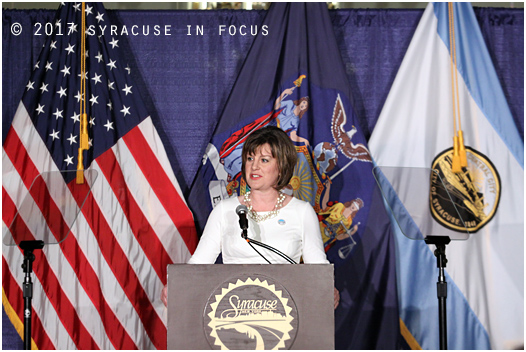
[243,191,286,223]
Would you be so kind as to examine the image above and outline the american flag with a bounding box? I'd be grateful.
[2,2,197,349]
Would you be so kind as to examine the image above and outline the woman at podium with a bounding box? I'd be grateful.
[190,126,328,264]
[162,126,338,307]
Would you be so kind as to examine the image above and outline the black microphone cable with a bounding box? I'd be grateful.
[236,204,297,264]
[243,237,297,264]
[245,240,271,264]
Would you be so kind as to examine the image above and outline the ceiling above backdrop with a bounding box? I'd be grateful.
[2,2,524,10]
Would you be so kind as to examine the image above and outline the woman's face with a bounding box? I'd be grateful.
[244,143,280,192]
[299,100,309,111]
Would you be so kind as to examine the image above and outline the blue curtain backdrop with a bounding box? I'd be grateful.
[2,6,523,349]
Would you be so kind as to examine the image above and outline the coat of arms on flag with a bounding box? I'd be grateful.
[189,4,401,348]
[369,3,523,349]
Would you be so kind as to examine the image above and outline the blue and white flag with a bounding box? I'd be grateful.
[369,3,523,349]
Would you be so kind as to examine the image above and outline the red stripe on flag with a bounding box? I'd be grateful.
[2,189,99,349]
[123,127,197,252]
[59,226,139,349]
[2,187,19,231]
[3,130,137,349]
[3,256,55,350]
[95,148,171,283]
[70,156,167,349]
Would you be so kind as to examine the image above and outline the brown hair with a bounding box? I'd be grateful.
[343,198,364,220]
[241,126,297,191]
[293,97,310,119]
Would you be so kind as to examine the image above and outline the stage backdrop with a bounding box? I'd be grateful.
[3,7,523,197]
[3,5,523,350]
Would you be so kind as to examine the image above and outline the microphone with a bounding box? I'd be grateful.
[235,204,296,264]
[236,205,249,238]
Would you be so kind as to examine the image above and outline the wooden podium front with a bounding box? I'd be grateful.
[167,264,334,350]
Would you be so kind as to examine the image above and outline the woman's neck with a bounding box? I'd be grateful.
[248,189,280,212]
[294,106,301,116]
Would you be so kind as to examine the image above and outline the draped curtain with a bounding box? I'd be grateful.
[3,7,523,194]
[2,6,523,349]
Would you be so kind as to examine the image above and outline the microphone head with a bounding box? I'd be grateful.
[236,204,248,215]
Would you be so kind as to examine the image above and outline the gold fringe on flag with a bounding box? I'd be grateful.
[3,289,38,349]
[458,130,467,166]
[452,135,462,173]
[448,2,467,173]
[77,2,89,184]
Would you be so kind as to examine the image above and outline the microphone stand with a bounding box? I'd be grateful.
[425,236,450,350]
[19,240,45,350]
[237,204,296,265]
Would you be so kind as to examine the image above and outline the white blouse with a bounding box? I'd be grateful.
[188,196,329,264]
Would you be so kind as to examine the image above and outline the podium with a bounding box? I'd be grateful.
[167,264,334,350]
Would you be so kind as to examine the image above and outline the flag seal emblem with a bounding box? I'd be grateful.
[204,275,298,350]
[430,147,501,232]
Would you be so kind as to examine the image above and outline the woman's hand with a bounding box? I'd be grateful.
[334,287,340,309]
[274,87,295,110]
[161,285,168,307]
[283,87,295,96]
